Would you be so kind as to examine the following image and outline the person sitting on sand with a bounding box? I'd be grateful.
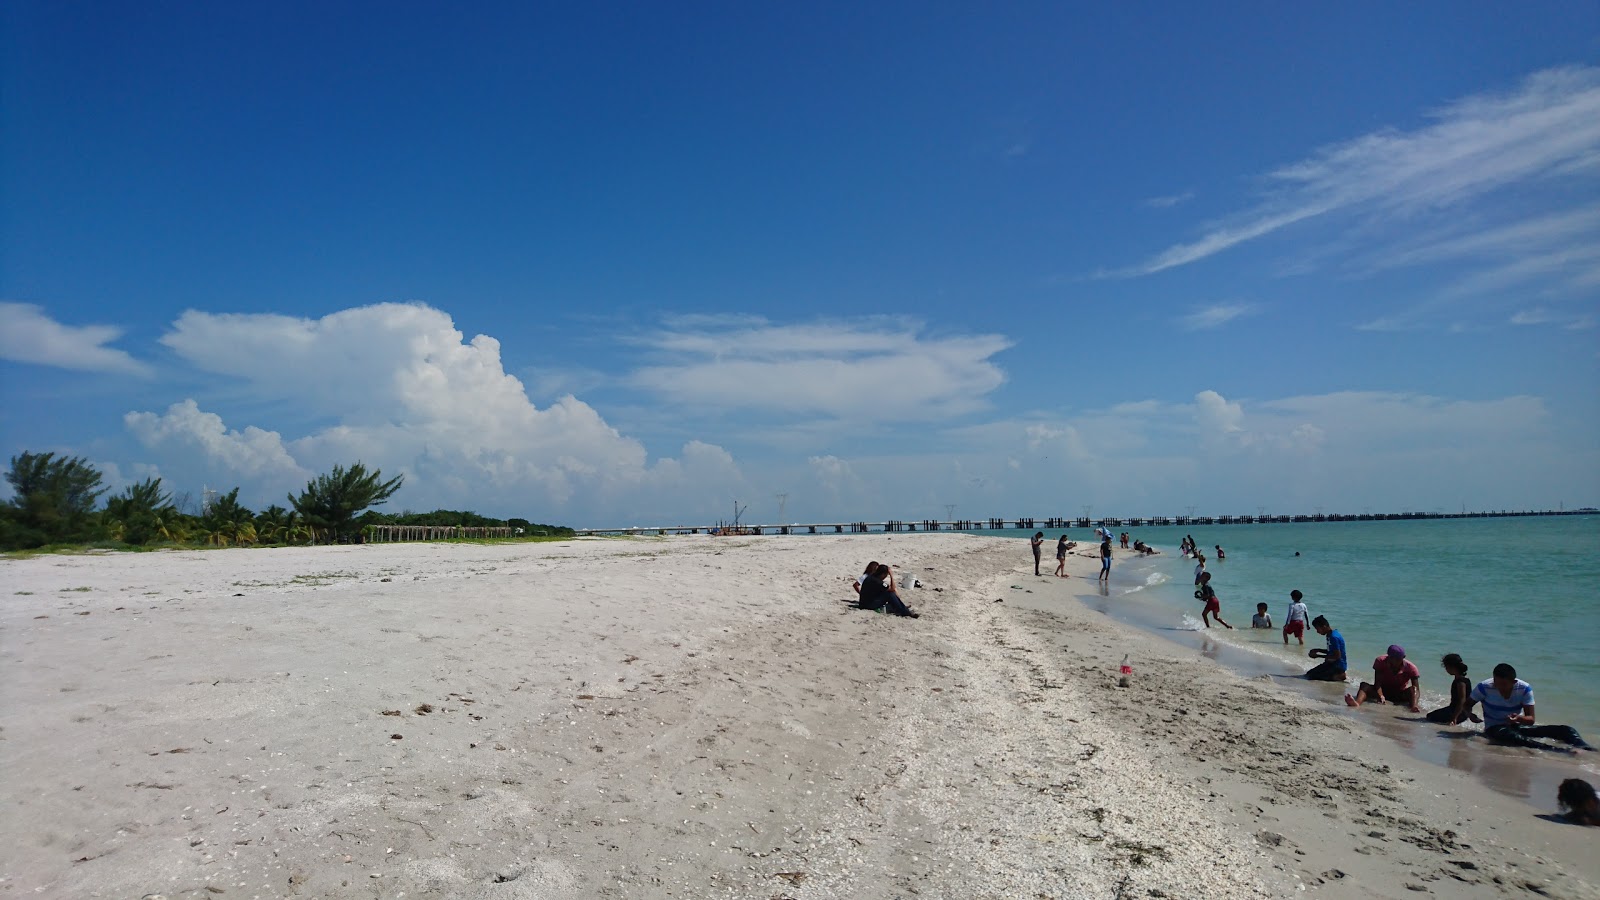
[857,563,920,618]
[1054,534,1069,578]
[1346,645,1422,712]
[1031,531,1044,576]
[1305,616,1347,682]
[1559,779,1600,825]
[852,560,879,595]
[1455,663,1595,753]
[1426,654,1480,725]
[1282,590,1309,646]
[1195,572,1232,629]
[1251,603,1272,629]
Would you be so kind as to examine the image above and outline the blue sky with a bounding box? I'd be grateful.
[3,3,1597,527]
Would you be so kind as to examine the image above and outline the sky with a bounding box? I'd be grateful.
[2,3,1597,528]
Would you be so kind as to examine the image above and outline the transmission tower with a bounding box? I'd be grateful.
[944,504,956,522]
[775,493,789,523]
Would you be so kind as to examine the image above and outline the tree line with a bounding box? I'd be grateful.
[0,451,573,551]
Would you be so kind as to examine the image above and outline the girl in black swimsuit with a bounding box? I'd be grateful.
[1425,654,1480,724]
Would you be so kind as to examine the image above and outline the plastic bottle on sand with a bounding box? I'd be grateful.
[1118,654,1132,688]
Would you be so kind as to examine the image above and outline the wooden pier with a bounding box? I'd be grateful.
[573,508,1591,537]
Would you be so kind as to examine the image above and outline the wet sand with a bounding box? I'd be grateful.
[2,535,1596,898]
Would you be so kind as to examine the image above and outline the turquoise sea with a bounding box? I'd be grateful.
[986,516,1599,767]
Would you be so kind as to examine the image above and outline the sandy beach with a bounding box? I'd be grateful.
[2,535,1596,899]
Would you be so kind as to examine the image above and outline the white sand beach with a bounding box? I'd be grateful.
[2,535,1596,899]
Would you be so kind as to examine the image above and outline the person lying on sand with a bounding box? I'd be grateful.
[1305,616,1347,682]
[1345,645,1422,712]
[857,564,920,618]
[1455,663,1596,753]
[1559,779,1600,825]
[1425,653,1480,725]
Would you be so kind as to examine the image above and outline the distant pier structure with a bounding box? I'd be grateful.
[575,508,1591,537]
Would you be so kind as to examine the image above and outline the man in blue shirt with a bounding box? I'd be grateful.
[1456,663,1595,753]
[1305,615,1347,682]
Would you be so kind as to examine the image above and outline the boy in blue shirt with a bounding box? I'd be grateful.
[1305,615,1346,682]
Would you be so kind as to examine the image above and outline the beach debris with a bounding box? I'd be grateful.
[576,694,595,700]
[773,872,807,884]
[1118,654,1132,688]
[381,710,402,716]
[414,703,434,715]
[390,734,403,740]
[75,611,90,616]
[623,655,639,664]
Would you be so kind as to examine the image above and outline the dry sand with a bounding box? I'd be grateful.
[2,535,1596,899]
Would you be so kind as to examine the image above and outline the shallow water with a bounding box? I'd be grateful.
[980,516,1600,803]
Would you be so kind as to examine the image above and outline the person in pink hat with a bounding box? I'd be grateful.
[1345,644,1422,712]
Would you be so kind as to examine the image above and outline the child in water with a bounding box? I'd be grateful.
[1425,654,1481,725]
[1196,572,1232,629]
[1250,603,1272,628]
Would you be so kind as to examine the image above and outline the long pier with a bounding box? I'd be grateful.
[574,508,1592,537]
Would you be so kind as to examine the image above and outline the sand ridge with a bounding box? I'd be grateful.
[1,535,1596,898]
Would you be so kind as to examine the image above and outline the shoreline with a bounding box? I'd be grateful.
[2,535,1596,897]
[1058,547,1600,813]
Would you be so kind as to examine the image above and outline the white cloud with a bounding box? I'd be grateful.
[126,400,308,482]
[137,303,745,523]
[1119,66,1600,279]
[1144,190,1195,208]
[1180,303,1255,330]
[626,318,1011,421]
[0,303,151,376]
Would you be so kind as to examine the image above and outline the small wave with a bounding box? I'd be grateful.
[1145,572,1170,586]
[1120,585,1145,595]
[1177,613,1205,631]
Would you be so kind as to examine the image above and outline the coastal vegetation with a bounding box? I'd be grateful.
[0,451,573,552]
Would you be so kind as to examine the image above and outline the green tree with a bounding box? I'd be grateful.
[103,477,177,545]
[288,463,403,543]
[200,488,256,547]
[1,452,107,548]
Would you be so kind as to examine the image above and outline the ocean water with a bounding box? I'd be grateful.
[991,516,1600,740]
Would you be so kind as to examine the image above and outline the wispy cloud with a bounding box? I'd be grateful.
[0,303,152,376]
[1144,190,1194,209]
[1180,303,1255,330]
[1117,66,1600,278]
[626,317,1011,421]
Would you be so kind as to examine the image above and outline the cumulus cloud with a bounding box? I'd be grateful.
[627,318,1010,421]
[1116,65,1600,294]
[0,303,151,376]
[137,303,743,522]
[126,400,308,481]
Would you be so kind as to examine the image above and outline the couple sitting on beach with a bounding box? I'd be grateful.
[851,561,920,618]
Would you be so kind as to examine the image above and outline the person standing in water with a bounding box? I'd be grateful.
[1195,571,1232,629]
[1030,531,1044,576]
[1282,590,1309,646]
